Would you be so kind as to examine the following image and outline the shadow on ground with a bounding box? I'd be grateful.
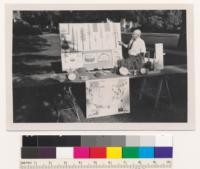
[13,35,51,54]
[13,34,61,75]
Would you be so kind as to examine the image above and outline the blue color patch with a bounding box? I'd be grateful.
[139,147,154,158]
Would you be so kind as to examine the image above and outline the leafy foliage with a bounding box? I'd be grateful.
[13,10,186,34]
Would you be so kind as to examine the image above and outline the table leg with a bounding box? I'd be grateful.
[154,79,163,108]
[68,87,80,121]
[55,86,81,121]
[55,105,60,122]
[139,78,147,101]
[53,93,62,122]
[164,77,173,108]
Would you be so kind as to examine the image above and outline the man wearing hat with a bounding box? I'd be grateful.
[119,29,146,70]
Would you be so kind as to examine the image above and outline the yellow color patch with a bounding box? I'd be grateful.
[106,147,122,158]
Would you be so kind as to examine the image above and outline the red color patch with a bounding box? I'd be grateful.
[90,147,106,158]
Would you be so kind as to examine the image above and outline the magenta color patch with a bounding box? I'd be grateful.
[74,147,89,158]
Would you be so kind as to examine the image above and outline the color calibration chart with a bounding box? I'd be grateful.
[20,135,173,169]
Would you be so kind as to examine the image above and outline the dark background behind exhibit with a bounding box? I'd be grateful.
[13,10,186,33]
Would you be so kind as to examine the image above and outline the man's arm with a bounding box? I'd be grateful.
[118,41,128,48]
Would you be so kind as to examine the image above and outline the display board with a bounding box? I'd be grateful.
[59,23,122,71]
[86,77,130,118]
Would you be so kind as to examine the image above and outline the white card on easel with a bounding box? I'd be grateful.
[155,43,164,70]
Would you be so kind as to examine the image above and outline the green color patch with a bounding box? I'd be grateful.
[122,147,139,158]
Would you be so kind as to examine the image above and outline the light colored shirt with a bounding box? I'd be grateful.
[128,37,146,56]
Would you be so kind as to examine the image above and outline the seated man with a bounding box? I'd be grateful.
[119,29,146,70]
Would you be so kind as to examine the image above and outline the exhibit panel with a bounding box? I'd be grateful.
[59,23,123,71]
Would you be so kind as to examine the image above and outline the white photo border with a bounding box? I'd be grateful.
[6,4,195,130]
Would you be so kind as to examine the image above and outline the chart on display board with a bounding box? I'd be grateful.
[86,76,130,118]
[59,23,123,71]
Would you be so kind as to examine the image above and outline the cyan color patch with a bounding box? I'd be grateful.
[139,147,154,158]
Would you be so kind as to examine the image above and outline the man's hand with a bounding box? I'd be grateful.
[118,41,124,46]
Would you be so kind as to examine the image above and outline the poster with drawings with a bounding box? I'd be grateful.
[61,52,83,70]
[86,77,130,118]
[59,23,122,71]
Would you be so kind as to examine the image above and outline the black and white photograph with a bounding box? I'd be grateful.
[6,4,194,130]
